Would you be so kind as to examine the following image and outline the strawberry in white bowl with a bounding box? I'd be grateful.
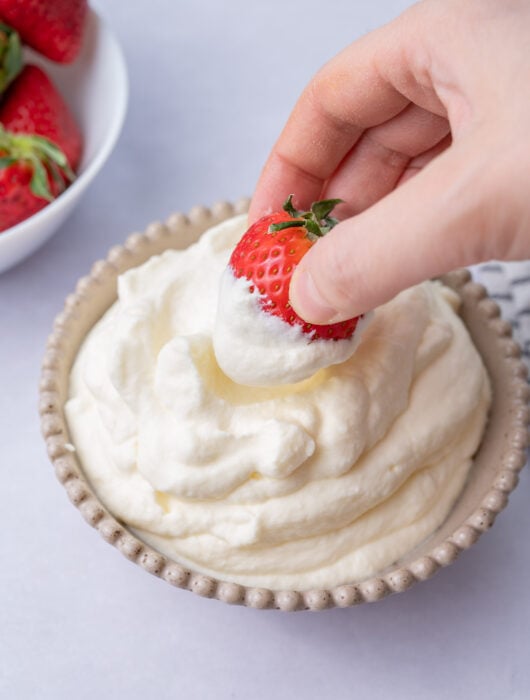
[0,65,82,231]
[0,6,127,273]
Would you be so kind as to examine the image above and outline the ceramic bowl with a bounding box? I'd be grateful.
[0,8,128,274]
[40,201,529,611]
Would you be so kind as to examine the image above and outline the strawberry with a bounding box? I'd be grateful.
[0,127,74,230]
[229,196,360,340]
[0,0,88,64]
[0,64,82,170]
[0,64,82,231]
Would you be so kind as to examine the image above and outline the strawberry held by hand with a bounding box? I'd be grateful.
[229,195,360,340]
[0,64,82,231]
[214,198,369,387]
[0,0,88,64]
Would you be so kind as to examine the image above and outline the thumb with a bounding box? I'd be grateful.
[289,139,502,322]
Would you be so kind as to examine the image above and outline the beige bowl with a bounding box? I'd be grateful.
[40,200,529,611]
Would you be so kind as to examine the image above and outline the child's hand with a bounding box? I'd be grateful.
[249,0,530,321]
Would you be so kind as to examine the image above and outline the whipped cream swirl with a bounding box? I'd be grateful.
[65,215,491,589]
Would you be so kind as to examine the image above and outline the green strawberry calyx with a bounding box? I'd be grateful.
[0,125,75,201]
[0,23,22,93]
[269,194,344,239]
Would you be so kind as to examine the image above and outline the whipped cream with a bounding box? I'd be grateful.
[65,214,491,590]
[213,269,371,386]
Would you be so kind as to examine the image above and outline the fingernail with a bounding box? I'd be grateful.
[290,268,338,324]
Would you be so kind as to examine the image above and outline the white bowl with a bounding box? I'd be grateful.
[0,8,128,274]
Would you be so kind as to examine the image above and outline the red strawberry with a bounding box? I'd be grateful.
[229,196,360,340]
[0,0,88,64]
[0,65,82,232]
[0,64,82,170]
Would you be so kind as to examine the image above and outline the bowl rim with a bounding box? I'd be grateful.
[0,7,129,244]
[39,200,530,611]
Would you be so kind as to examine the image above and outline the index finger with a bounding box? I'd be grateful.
[248,11,444,221]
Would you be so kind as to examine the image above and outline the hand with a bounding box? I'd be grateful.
[249,0,530,322]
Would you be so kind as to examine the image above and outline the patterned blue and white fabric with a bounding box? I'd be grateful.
[473,261,530,366]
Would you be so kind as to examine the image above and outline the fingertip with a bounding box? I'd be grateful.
[249,148,327,224]
[248,190,287,224]
[247,195,266,224]
[289,265,341,324]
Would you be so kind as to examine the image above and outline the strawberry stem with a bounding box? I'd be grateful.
[269,219,306,232]
[0,23,22,93]
[0,125,76,201]
[269,194,344,239]
[283,194,300,218]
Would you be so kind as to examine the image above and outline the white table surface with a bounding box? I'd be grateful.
[1,1,529,698]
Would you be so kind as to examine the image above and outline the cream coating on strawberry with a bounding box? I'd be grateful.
[214,268,372,386]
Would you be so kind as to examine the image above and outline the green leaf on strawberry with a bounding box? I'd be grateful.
[0,124,75,203]
[0,23,22,93]
[269,195,343,239]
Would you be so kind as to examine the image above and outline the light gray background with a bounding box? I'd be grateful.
[1,1,529,698]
